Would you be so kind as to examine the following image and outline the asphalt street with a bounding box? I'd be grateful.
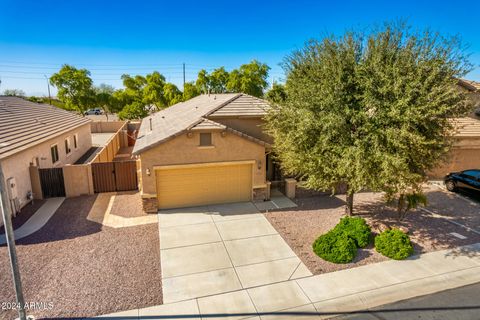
[337,282,480,320]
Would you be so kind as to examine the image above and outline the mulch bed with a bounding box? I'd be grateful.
[0,195,162,319]
[110,191,148,218]
[265,188,480,276]
[0,199,46,235]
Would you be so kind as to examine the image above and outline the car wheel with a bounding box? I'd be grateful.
[95,111,99,115]
[445,180,456,192]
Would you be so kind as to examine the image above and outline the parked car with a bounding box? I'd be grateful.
[84,108,104,115]
[444,169,480,193]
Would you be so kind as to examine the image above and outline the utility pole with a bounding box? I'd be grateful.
[182,63,186,92]
[0,163,27,320]
[44,75,52,105]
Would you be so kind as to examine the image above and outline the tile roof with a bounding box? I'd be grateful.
[0,96,91,160]
[452,117,480,137]
[188,118,226,131]
[458,79,480,91]
[133,93,271,154]
[207,94,270,118]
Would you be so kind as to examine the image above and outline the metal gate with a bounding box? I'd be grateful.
[91,160,138,193]
[39,168,66,198]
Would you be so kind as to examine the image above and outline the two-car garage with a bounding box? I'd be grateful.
[155,161,254,209]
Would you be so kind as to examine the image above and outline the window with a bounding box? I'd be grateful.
[73,134,78,149]
[462,170,480,180]
[51,145,59,164]
[199,133,212,146]
[64,138,71,154]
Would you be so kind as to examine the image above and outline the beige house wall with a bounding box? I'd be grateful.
[0,123,92,208]
[63,164,94,197]
[90,121,126,133]
[429,136,480,178]
[91,122,128,163]
[213,118,273,144]
[138,131,266,196]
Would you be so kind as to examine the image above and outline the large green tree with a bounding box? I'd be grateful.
[50,64,95,113]
[266,23,471,216]
[115,71,183,120]
[195,61,270,97]
[227,60,270,97]
[265,82,287,104]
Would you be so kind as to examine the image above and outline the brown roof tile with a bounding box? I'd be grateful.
[0,96,91,159]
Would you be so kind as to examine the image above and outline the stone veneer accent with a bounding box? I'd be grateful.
[142,195,158,214]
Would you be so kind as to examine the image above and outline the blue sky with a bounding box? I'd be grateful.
[1,0,479,96]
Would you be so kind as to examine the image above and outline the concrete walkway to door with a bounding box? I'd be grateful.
[158,201,312,304]
[0,197,64,245]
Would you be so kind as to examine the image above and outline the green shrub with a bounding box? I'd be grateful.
[375,229,414,260]
[334,217,372,248]
[312,230,357,263]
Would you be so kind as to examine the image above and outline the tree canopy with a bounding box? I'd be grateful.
[2,89,25,97]
[115,71,183,120]
[195,60,270,97]
[50,64,96,113]
[266,23,471,215]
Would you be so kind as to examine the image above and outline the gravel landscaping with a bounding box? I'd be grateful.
[110,191,147,218]
[0,199,46,235]
[0,195,162,320]
[265,185,480,275]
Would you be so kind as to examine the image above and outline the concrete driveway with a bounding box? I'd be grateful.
[158,201,312,304]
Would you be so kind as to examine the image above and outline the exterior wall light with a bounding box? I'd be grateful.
[146,168,151,176]
[257,160,262,170]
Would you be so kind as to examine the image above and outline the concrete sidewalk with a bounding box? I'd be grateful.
[0,197,64,245]
[98,243,480,319]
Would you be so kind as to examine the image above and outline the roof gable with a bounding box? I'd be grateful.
[0,96,91,159]
[133,93,272,154]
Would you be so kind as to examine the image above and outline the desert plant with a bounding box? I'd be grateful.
[375,229,414,260]
[385,190,428,221]
[334,216,372,248]
[312,230,357,263]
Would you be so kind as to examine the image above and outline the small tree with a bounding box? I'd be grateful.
[266,22,471,216]
[94,84,116,121]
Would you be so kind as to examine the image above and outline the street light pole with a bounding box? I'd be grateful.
[0,163,27,320]
[44,75,52,105]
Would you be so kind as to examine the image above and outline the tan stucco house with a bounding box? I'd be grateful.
[133,93,274,211]
[0,96,92,220]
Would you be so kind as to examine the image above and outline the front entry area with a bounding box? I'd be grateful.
[155,161,254,209]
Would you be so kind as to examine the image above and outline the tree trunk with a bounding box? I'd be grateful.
[345,192,354,216]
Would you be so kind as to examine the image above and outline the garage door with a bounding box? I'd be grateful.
[156,162,253,209]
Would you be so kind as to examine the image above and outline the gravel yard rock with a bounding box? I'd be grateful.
[110,191,148,218]
[0,195,162,320]
[265,188,480,276]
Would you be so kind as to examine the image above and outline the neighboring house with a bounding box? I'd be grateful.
[427,80,480,177]
[0,96,92,219]
[429,117,480,178]
[458,79,480,117]
[133,93,274,211]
